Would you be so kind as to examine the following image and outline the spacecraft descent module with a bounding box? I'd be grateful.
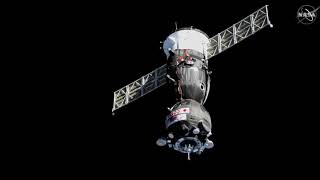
[112,5,273,160]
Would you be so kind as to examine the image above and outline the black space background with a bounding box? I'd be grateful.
[46,0,319,177]
[103,0,320,174]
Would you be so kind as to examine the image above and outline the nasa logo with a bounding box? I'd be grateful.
[297,5,319,25]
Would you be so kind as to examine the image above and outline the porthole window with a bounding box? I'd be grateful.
[200,83,205,91]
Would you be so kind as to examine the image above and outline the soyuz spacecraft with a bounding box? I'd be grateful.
[112,5,273,160]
